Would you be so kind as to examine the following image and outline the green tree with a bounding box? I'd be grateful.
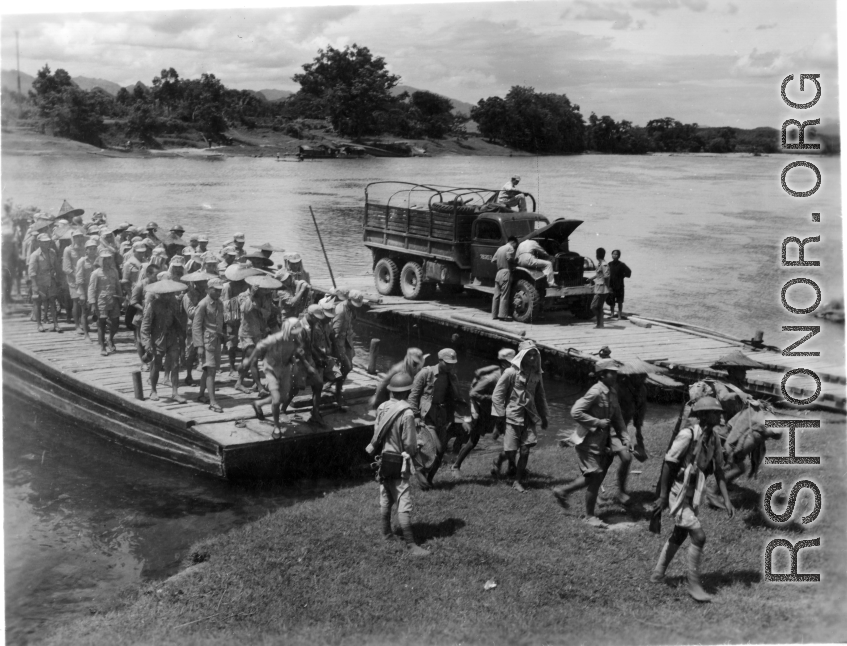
[292,44,400,137]
[586,113,650,154]
[470,96,511,144]
[409,90,454,138]
[47,87,105,146]
[151,67,181,116]
[30,65,74,117]
[126,101,161,142]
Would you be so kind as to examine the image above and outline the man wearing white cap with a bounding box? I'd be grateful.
[63,229,87,334]
[453,348,516,474]
[491,343,549,493]
[232,232,246,259]
[88,250,124,355]
[28,232,62,333]
[75,239,99,342]
[553,359,628,527]
[409,347,463,488]
[197,235,209,254]
[498,175,527,212]
[331,288,363,409]
[98,226,122,272]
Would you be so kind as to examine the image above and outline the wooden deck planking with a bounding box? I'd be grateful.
[312,279,844,412]
[3,311,384,452]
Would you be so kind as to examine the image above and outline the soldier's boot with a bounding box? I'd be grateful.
[650,538,682,583]
[686,544,713,602]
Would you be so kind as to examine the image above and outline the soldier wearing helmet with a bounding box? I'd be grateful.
[553,359,628,527]
[366,372,430,556]
[452,348,515,475]
[650,396,735,603]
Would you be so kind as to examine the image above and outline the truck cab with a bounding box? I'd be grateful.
[363,181,595,322]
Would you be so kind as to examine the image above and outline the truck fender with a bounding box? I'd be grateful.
[512,266,545,284]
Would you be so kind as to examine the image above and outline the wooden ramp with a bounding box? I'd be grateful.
[2,308,379,478]
[315,275,846,414]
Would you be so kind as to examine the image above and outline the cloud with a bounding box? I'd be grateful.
[731,47,787,77]
[725,3,738,13]
[631,0,708,15]
[570,1,640,30]
[755,23,777,30]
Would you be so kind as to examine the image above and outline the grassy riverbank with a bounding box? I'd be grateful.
[44,412,846,645]
[1,122,527,160]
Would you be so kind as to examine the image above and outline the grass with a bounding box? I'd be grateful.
[44,411,847,645]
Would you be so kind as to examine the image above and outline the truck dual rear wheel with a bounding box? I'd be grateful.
[374,258,401,296]
[512,279,541,323]
[400,261,430,300]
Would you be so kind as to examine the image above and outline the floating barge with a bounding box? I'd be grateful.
[2,307,379,479]
[314,277,846,414]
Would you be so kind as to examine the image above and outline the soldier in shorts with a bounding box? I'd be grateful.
[141,281,188,402]
[552,359,628,528]
[296,303,330,425]
[331,288,363,409]
[235,274,281,394]
[181,270,210,387]
[246,317,304,438]
[491,344,549,493]
[192,277,225,412]
[63,228,87,334]
[88,250,123,356]
[651,396,735,602]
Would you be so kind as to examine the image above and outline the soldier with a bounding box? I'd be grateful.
[75,239,99,342]
[246,317,304,437]
[181,270,212,387]
[366,372,430,556]
[651,396,735,602]
[491,237,518,321]
[283,252,310,283]
[197,235,210,254]
[491,344,548,493]
[88,250,123,356]
[222,262,260,377]
[591,248,610,329]
[63,228,87,334]
[144,221,162,246]
[131,264,159,369]
[369,348,427,410]
[552,359,628,528]
[276,268,311,319]
[192,277,226,411]
[409,347,463,488]
[235,274,281,394]
[331,288,363,409]
[295,303,330,425]
[141,280,188,402]
[28,233,63,333]
[453,348,515,474]
[122,241,147,330]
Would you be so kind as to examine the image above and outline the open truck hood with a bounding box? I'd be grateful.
[521,217,583,242]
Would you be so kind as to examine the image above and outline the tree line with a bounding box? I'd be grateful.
[1,44,782,154]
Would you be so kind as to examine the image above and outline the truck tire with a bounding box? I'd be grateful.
[374,258,400,295]
[572,295,594,320]
[512,279,541,323]
[400,261,428,300]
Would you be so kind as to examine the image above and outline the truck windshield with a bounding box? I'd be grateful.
[502,217,549,239]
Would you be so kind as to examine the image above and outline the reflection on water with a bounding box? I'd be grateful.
[2,152,843,642]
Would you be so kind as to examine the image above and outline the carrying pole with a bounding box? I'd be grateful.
[309,205,336,289]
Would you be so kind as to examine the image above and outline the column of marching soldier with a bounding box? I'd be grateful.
[367,339,782,604]
[12,201,783,603]
[15,200,363,437]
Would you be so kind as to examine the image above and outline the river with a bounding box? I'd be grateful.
[2,151,843,643]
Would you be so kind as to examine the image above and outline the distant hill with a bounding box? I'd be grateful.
[1,69,34,95]
[258,89,293,102]
[391,85,476,116]
[73,76,123,95]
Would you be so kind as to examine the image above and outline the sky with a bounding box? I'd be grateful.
[0,0,840,129]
